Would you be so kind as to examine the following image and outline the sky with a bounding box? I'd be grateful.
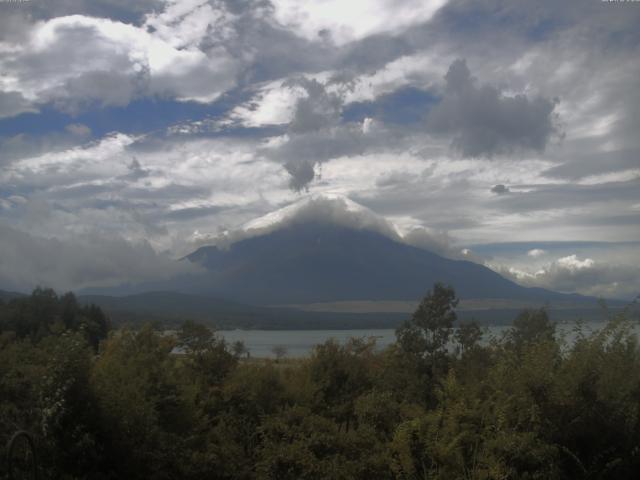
[0,0,639,299]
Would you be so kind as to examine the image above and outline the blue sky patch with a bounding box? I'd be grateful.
[0,93,251,139]
[342,87,439,125]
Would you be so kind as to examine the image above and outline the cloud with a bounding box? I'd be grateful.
[284,159,316,192]
[543,148,640,180]
[426,59,561,157]
[0,12,239,115]
[496,254,640,300]
[194,192,482,263]
[0,132,94,168]
[0,91,37,119]
[402,226,470,260]
[527,248,546,257]
[256,57,564,191]
[0,222,200,292]
[270,0,448,45]
[0,130,292,259]
[65,123,92,136]
[196,193,402,249]
[258,77,410,190]
[262,125,373,189]
[489,179,640,215]
[375,170,414,188]
[0,0,639,300]
[287,77,343,134]
[491,184,510,195]
[2,0,165,25]
[229,80,308,127]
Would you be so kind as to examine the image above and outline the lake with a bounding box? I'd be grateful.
[218,321,638,358]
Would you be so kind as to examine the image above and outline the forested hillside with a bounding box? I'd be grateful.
[1,286,639,479]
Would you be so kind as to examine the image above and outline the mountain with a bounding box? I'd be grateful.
[186,215,590,307]
[77,195,609,325]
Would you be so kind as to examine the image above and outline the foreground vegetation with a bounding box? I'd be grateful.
[1,285,639,479]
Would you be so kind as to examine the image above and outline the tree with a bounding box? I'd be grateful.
[177,320,237,387]
[177,319,215,352]
[396,283,458,368]
[91,325,193,478]
[308,338,377,431]
[507,308,555,353]
[455,320,483,355]
[232,340,248,358]
[272,345,288,362]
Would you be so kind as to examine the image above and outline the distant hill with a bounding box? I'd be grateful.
[77,290,620,330]
[0,289,26,302]
[78,291,408,330]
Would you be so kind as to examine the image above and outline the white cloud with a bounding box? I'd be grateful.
[193,192,479,263]
[0,11,239,112]
[143,0,234,50]
[494,254,640,300]
[229,80,308,127]
[2,133,137,183]
[556,254,594,271]
[196,193,401,249]
[402,226,463,259]
[271,0,448,45]
[342,51,447,104]
[527,248,546,257]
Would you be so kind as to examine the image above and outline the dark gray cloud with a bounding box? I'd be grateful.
[427,59,561,157]
[261,56,564,191]
[284,160,316,192]
[491,184,510,195]
[122,158,150,181]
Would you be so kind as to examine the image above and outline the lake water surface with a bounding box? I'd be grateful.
[218,322,638,358]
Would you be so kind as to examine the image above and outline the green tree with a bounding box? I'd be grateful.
[92,325,194,478]
[507,308,555,353]
[455,320,483,355]
[177,320,237,387]
[232,340,248,358]
[308,337,377,432]
[396,283,458,380]
[38,332,103,477]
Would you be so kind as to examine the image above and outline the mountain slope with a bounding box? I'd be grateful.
[187,222,588,305]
